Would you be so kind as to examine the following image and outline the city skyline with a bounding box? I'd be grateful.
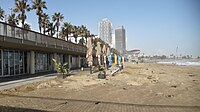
[0,0,199,56]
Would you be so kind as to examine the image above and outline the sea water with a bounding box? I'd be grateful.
[156,59,200,66]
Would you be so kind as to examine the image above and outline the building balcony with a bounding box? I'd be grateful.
[0,22,86,55]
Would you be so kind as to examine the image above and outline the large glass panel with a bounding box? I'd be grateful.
[8,51,14,75]
[24,52,27,73]
[15,51,20,75]
[43,54,47,71]
[35,52,51,72]
[19,51,24,74]
[0,50,2,76]
[3,51,8,75]
[48,53,54,71]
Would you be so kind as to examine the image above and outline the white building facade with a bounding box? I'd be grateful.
[98,18,112,46]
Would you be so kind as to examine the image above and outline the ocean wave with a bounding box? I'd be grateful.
[157,60,200,66]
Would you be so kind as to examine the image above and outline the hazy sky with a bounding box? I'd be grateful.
[1,0,200,56]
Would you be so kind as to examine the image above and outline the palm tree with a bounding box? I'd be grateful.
[13,0,31,28]
[61,22,73,41]
[46,22,55,36]
[24,23,31,39]
[52,12,64,38]
[0,7,4,21]
[80,25,90,44]
[72,25,80,43]
[41,13,49,34]
[78,38,85,45]
[24,23,31,30]
[80,25,86,39]
[59,27,65,40]
[84,30,90,44]
[32,0,47,33]
[8,13,19,37]
[8,13,19,26]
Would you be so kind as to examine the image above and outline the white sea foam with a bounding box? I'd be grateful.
[157,60,200,66]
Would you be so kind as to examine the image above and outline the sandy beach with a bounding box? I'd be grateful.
[0,63,200,111]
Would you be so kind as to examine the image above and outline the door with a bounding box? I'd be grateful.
[3,50,8,76]
[0,50,2,76]
[8,51,14,75]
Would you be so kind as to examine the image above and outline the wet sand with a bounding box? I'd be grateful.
[0,63,199,111]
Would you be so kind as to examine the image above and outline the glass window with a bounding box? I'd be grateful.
[19,51,24,74]
[9,51,14,75]
[3,51,8,75]
[35,52,53,73]
[24,52,27,73]
[0,50,2,76]
[15,51,20,75]
[2,50,27,76]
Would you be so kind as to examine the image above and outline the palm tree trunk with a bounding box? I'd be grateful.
[38,16,41,33]
[75,38,77,44]
[22,19,25,28]
[66,31,69,41]
[57,26,59,38]
[85,37,88,44]
[66,35,69,41]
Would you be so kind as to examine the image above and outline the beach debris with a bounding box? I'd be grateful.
[151,71,154,73]
[166,94,174,98]
[193,80,198,82]
[146,68,148,70]
[95,101,101,105]
[147,75,153,79]
[171,85,177,88]
[189,74,196,77]
[155,92,163,96]
[59,101,68,105]
[151,80,158,83]
[159,72,166,74]
[123,87,126,90]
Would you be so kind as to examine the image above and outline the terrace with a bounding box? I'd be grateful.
[0,22,87,55]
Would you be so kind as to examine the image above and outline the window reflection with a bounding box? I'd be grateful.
[0,50,2,76]
[2,50,26,76]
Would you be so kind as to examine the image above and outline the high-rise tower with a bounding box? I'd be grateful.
[98,18,112,46]
[115,26,126,54]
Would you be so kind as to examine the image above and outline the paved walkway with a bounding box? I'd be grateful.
[0,94,199,112]
[0,73,57,90]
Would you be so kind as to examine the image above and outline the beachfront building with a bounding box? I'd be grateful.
[0,22,87,77]
[126,49,140,62]
[115,26,126,55]
[98,18,112,46]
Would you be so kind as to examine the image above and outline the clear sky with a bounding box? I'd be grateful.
[0,0,200,56]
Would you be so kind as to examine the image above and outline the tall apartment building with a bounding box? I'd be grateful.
[115,26,126,54]
[98,18,112,46]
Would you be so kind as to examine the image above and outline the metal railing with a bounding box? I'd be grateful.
[0,22,86,54]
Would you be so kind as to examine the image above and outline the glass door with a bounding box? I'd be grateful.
[14,51,20,75]
[3,51,8,76]
[0,50,2,76]
[19,51,24,74]
[9,51,14,75]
